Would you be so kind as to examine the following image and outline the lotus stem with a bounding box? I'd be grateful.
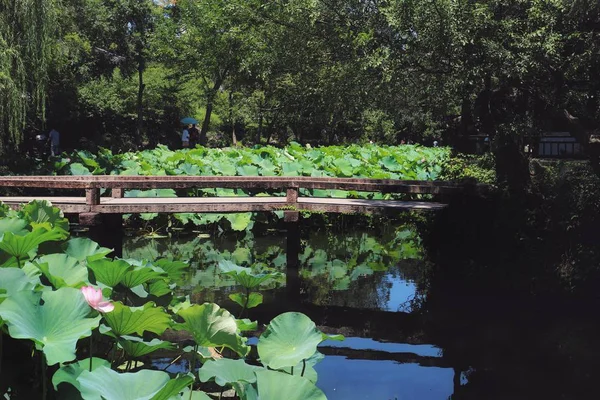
[89,334,93,372]
[290,366,294,375]
[301,359,306,377]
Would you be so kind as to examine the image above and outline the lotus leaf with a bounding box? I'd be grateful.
[199,358,260,387]
[87,258,132,287]
[175,303,249,356]
[257,312,324,370]
[0,227,67,260]
[0,288,101,365]
[20,200,70,232]
[102,302,171,337]
[254,370,326,400]
[153,259,188,281]
[0,268,39,302]
[150,374,195,400]
[121,266,165,288]
[36,253,89,288]
[77,366,171,400]
[52,358,111,391]
[118,335,174,358]
[64,238,112,263]
[236,318,258,332]
[229,292,263,309]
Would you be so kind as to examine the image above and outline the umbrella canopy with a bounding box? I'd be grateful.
[180,117,198,124]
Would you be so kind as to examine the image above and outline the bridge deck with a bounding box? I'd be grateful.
[0,196,447,214]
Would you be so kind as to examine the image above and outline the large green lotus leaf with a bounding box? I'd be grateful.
[229,292,263,309]
[0,288,101,365]
[0,268,39,303]
[69,162,92,176]
[257,312,323,370]
[64,238,112,263]
[225,213,252,231]
[52,357,111,391]
[147,279,173,297]
[0,228,66,259]
[150,374,194,400]
[87,258,132,287]
[21,200,70,233]
[153,259,188,281]
[77,366,171,400]
[102,302,171,337]
[36,253,89,288]
[255,370,326,400]
[175,303,249,357]
[0,217,28,237]
[118,335,174,358]
[199,358,260,387]
[121,266,165,289]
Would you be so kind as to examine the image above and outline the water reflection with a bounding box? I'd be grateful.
[123,222,425,311]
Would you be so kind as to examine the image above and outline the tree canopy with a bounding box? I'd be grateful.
[1,0,599,155]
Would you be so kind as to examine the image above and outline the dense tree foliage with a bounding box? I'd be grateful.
[1,0,599,157]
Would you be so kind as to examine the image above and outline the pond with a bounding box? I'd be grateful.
[123,214,600,399]
[122,217,455,400]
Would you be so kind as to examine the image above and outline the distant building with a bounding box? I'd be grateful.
[535,131,584,158]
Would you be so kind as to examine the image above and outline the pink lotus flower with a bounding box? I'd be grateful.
[81,286,114,313]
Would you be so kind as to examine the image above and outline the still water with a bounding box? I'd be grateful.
[124,220,461,400]
[124,217,600,399]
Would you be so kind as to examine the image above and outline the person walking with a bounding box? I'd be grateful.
[189,124,200,147]
[181,124,191,148]
[47,128,60,156]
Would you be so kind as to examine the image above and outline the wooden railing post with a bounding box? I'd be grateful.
[85,188,100,205]
[285,185,299,222]
[112,188,124,198]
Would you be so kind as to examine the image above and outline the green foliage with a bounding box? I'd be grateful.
[257,312,330,370]
[175,303,250,357]
[0,288,101,365]
[0,200,339,399]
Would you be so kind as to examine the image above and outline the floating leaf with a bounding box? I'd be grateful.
[0,288,101,365]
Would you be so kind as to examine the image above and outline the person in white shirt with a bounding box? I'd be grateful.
[47,128,60,156]
[181,124,191,148]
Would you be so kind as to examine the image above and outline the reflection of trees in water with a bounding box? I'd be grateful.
[123,222,425,311]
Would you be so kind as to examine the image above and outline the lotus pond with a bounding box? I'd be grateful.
[2,201,600,399]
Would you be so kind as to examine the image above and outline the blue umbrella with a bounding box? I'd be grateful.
[181,117,198,124]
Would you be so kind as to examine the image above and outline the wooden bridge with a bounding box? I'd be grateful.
[0,175,472,224]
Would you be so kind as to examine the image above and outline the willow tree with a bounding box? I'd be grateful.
[0,0,58,155]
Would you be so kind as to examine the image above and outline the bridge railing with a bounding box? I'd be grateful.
[0,175,466,205]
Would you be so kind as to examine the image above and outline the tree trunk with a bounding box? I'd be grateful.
[200,76,225,138]
[136,63,145,139]
[256,110,263,145]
